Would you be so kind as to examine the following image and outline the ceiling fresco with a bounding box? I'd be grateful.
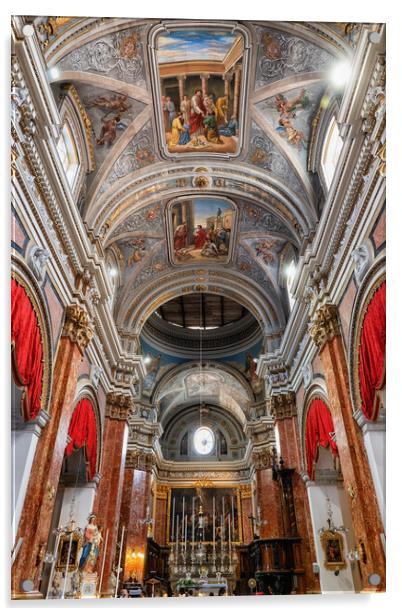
[40,16,358,406]
[57,26,148,87]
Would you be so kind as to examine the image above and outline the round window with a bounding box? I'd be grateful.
[193,426,214,455]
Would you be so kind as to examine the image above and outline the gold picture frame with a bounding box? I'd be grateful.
[320,529,347,571]
[56,530,83,572]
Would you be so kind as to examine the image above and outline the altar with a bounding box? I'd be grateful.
[176,581,228,597]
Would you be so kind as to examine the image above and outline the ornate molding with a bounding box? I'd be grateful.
[125,447,156,471]
[155,484,169,500]
[269,391,297,420]
[309,303,340,349]
[62,305,94,353]
[252,447,274,470]
[105,392,133,421]
[239,484,253,499]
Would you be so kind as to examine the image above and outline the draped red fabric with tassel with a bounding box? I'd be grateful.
[305,398,338,479]
[358,282,386,420]
[65,398,97,480]
[11,278,44,420]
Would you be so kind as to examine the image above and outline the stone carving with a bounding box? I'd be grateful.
[109,204,163,241]
[256,27,334,88]
[265,360,289,386]
[58,27,145,86]
[351,242,373,286]
[29,245,51,282]
[99,123,155,195]
[252,447,274,470]
[239,201,289,235]
[301,363,313,389]
[269,391,297,420]
[105,392,133,420]
[90,365,103,389]
[62,305,94,353]
[309,303,340,349]
[248,124,304,196]
[125,447,156,471]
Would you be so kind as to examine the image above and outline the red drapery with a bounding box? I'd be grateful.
[65,398,97,480]
[11,278,44,420]
[305,398,338,479]
[358,282,386,421]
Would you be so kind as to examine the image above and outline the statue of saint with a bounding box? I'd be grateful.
[78,514,103,573]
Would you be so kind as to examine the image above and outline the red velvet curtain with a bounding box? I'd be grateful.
[358,282,386,421]
[65,398,97,480]
[11,278,44,420]
[305,398,338,479]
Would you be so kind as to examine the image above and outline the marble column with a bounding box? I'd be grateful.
[120,450,153,583]
[309,302,386,591]
[239,485,254,545]
[253,452,283,538]
[93,393,131,595]
[11,305,93,598]
[233,65,242,119]
[270,391,321,594]
[201,73,210,96]
[177,74,186,101]
[153,484,169,546]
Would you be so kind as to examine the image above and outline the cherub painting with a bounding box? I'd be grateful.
[274,89,310,150]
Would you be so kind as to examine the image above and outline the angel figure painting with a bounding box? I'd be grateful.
[154,28,246,155]
[169,197,236,265]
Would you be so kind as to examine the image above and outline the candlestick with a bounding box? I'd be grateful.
[222,496,225,543]
[171,497,176,542]
[228,514,232,562]
[176,514,179,561]
[182,497,185,542]
[184,514,187,554]
[231,495,235,540]
[192,497,195,546]
[213,496,215,552]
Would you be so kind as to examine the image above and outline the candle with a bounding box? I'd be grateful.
[228,514,231,556]
[213,496,215,551]
[192,497,195,546]
[182,497,185,543]
[171,497,176,542]
[184,514,187,554]
[176,514,179,559]
[222,497,225,542]
[231,495,235,540]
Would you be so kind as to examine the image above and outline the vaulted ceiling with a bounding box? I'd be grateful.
[33,17,359,409]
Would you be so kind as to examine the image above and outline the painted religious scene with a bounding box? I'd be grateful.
[169,198,236,264]
[155,28,245,155]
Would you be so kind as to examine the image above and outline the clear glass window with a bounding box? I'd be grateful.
[57,123,79,187]
[321,117,343,189]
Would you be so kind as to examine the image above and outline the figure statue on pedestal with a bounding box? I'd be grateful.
[79,514,103,573]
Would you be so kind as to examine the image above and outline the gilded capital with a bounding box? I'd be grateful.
[105,392,134,421]
[62,304,93,353]
[309,303,340,349]
[252,447,274,470]
[269,391,297,421]
[125,447,155,470]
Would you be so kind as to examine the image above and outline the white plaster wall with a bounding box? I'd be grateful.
[11,428,39,545]
[58,484,97,530]
[307,484,357,593]
[363,426,385,528]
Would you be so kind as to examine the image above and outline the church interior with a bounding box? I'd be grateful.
[10,15,386,600]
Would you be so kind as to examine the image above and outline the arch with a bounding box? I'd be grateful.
[86,162,314,241]
[301,384,337,480]
[348,257,386,421]
[67,386,103,479]
[118,269,286,347]
[11,261,53,419]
